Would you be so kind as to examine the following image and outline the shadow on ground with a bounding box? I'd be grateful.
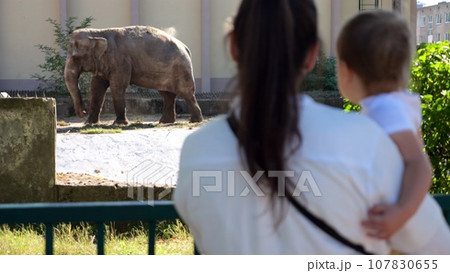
[57,122,156,133]
[56,114,211,133]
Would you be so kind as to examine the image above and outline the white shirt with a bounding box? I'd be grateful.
[174,95,450,254]
[360,91,421,134]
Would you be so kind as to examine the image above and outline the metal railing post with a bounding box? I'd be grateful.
[45,223,54,255]
[97,222,105,255]
[148,220,156,255]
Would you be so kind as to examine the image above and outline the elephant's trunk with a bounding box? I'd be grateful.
[64,59,86,118]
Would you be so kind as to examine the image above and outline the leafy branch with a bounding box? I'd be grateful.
[31,17,94,94]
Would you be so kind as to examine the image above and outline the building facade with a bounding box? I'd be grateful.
[0,0,416,93]
[417,1,450,43]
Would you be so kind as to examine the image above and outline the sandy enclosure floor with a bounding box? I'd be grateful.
[56,114,205,186]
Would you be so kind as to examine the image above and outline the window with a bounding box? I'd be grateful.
[359,0,379,11]
[429,15,433,23]
[445,33,450,41]
[436,14,442,24]
[436,33,441,42]
[446,13,450,23]
[420,16,426,27]
[428,29,433,36]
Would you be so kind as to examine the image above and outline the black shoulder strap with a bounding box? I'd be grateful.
[285,194,373,254]
[226,113,373,255]
[227,113,239,136]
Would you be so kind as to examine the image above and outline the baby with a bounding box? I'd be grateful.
[336,10,432,239]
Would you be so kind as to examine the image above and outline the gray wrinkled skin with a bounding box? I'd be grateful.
[64,26,203,124]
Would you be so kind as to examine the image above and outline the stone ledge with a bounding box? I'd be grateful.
[0,98,56,203]
[55,183,173,203]
[55,173,174,203]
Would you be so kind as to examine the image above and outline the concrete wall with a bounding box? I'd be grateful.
[0,97,174,204]
[0,98,56,203]
[209,0,240,89]
[139,0,202,77]
[316,0,332,56]
[0,0,416,92]
[332,0,415,56]
[67,0,131,28]
[0,0,59,90]
[0,0,238,92]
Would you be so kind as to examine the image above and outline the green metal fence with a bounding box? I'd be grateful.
[0,201,182,255]
[1,196,450,255]
[434,194,450,225]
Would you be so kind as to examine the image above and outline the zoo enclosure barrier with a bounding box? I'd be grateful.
[0,200,197,255]
[0,196,450,255]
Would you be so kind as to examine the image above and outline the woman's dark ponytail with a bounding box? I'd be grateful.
[232,0,318,218]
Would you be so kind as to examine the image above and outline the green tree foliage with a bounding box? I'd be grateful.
[410,42,450,193]
[343,99,361,112]
[31,17,94,94]
[303,52,338,91]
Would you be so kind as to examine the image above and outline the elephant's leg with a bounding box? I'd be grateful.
[110,82,129,125]
[159,91,176,124]
[180,91,203,123]
[86,77,109,124]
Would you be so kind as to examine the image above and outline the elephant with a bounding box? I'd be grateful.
[64,26,203,124]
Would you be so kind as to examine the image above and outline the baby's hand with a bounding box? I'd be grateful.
[361,204,409,240]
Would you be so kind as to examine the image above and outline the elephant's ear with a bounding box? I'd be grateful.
[89,37,107,60]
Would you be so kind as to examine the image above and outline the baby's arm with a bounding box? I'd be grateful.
[362,130,432,239]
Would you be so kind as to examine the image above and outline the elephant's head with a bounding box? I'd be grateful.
[64,30,107,118]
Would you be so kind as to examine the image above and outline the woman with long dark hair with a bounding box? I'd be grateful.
[174,0,450,254]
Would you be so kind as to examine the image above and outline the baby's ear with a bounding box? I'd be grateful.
[338,60,354,82]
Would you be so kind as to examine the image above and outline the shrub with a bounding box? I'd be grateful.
[410,42,449,193]
[303,52,338,91]
[31,17,94,94]
[343,99,361,112]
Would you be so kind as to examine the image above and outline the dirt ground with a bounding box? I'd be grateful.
[56,172,123,186]
[56,113,208,186]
